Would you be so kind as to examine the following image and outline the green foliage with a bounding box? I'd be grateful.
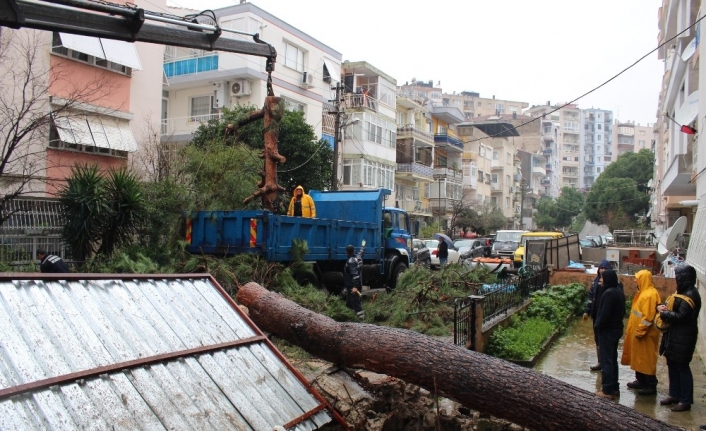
[533,196,557,230]
[363,264,497,335]
[59,164,109,261]
[583,150,653,230]
[180,141,262,210]
[82,249,162,274]
[98,169,145,257]
[60,165,147,261]
[487,283,586,360]
[570,212,587,233]
[486,317,554,360]
[555,187,585,228]
[138,178,192,260]
[191,105,333,207]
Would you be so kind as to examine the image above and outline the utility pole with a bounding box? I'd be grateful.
[330,83,343,190]
[519,180,526,230]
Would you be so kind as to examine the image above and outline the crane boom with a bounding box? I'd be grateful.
[0,0,276,59]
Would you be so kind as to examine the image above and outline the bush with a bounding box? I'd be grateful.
[487,283,586,361]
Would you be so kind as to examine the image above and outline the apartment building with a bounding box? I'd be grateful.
[614,121,654,156]
[441,92,529,121]
[428,105,465,230]
[395,93,434,229]
[338,61,397,193]
[516,150,548,229]
[161,2,342,143]
[525,104,565,197]
[581,108,613,189]
[457,122,521,227]
[652,0,699,238]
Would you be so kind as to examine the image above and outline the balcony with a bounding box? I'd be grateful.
[541,178,551,185]
[433,167,463,183]
[545,163,553,171]
[163,54,219,78]
[161,113,222,136]
[344,93,377,112]
[396,124,434,146]
[396,199,432,215]
[532,166,546,176]
[542,134,554,142]
[662,150,696,196]
[491,159,503,170]
[491,183,503,193]
[542,148,553,156]
[434,133,463,150]
[396,162,433,180]
[430,198,459,213]
[562,171,579,177]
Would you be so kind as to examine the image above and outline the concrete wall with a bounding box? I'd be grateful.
[549,269,677,299]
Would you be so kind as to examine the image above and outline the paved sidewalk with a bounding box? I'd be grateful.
[535,318,706,431]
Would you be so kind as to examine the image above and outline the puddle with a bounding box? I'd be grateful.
[535,318,706,430]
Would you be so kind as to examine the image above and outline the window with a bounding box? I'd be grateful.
[190,96,218,119]
[506,175,510,185]
[598,124,602,130]
[51,32,132,76]
[597,135,602,141]
[506,153,511,164]
[491,173,498,183]
[283,97,306,113]
[639,130,645,136]
[639,140,645,148]
[283,42,305,72]
[493,151,500,160]
[505,197,510,208]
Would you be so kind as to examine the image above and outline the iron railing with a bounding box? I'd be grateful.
[454,268,550,350]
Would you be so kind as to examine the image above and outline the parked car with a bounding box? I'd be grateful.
[422,239,461,268]
[477,235,495,257]
[601,234,614,246]
[491,230,528,258]
[453,239,485,260]
[579,238,599,248]
[412,239,432,268]
[585,235,604,247]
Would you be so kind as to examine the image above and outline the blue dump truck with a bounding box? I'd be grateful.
[185,188,414,292]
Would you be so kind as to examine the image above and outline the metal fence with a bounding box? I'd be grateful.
[0,198,68,263]
[454,268,549,350]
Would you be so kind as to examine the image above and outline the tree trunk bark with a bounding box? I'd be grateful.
[237,282,681,431]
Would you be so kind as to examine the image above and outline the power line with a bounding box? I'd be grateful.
[459,12,706,145]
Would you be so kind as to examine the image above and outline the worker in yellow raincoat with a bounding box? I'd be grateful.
[621,269,662,395]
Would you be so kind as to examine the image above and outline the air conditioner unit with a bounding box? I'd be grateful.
[231,80,251,97]
[300,71,314,87]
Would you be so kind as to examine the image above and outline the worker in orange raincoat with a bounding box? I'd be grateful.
[621,269,662,395]
[287,185,316,218]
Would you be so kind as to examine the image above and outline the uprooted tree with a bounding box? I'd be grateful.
[237,282,681,431]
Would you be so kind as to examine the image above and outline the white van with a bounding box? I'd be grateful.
[490,230,528,258]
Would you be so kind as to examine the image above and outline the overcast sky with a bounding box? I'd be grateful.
[169,0,664,125]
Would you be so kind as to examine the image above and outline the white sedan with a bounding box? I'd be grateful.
[422,239,461,268]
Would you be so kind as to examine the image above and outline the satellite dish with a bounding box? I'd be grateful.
[657,216,687,256]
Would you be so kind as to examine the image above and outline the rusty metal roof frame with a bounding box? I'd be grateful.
[0,272,348,430]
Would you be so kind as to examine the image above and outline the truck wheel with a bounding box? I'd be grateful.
[390,262,408,288]
[295,273,320,289]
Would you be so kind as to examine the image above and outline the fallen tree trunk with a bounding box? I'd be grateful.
[237,282,681,431]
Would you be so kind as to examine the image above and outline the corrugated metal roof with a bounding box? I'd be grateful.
[0,275,332,430]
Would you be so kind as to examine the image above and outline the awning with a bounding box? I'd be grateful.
[53,113,138,152]
[323,57,341,82]
[58,33,143,70]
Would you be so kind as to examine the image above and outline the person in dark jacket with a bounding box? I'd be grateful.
[594,269,626,400]
[37,249,71,273]
[583,259,613,371]
[657,264,702,412]
[344,244,365,320]
[437,240,449,266]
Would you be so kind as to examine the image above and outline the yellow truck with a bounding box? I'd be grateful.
[513,231,565,267]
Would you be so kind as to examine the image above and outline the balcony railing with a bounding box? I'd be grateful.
[545,163,553,171]
[161,113,223,135]
[491,182,503,192]
[396,162,433,179]
[433,167,463,181]
[163,54,219,78]
[491,159,503,169]
[396,200,432,215]
[562,171,579,177]
[532,166,546,176]
[396,124,434,144]
[542,149,553,156]
[434,133,463,150]
[344,93,377,112]
[430,198,460,213]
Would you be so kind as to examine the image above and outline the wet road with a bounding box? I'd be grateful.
[535,318,706,430]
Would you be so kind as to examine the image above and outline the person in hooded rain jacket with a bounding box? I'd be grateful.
[657,264,702,412]
[621,269,661,395]
[287,186,316,218]
[583,259,613,371]
[594,269,625,400]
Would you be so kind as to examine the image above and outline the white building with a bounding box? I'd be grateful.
[580,108,613,189]
[161,2,342,143]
